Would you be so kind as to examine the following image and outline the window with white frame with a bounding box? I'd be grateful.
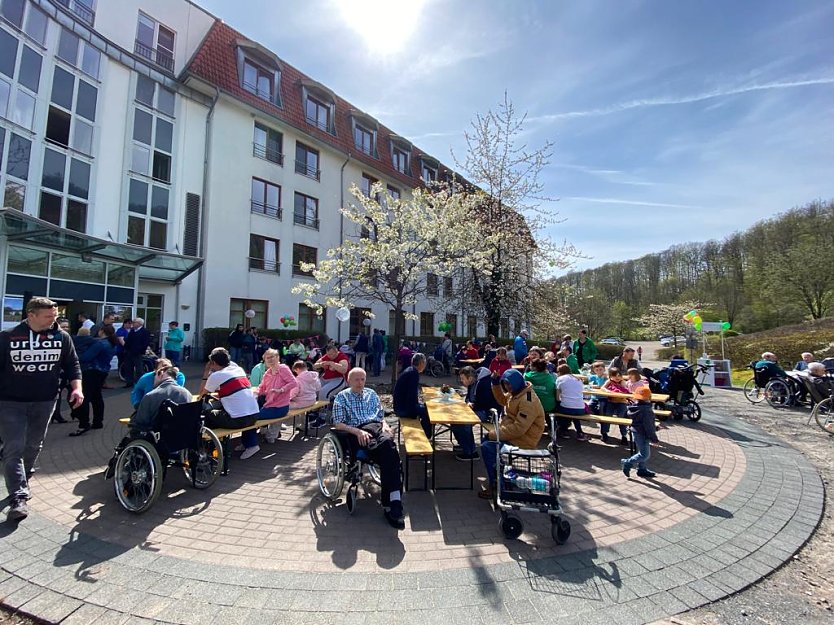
[250,177,281,219]
[135,12,175,72]
[1,0,48,41]
[45,65,96,155]
[126,178,168,249]
[1,129,31,211]
[54,0,95,26]
[249,234,279,273]
[391,145,410,174]
[38,147,90,232]
[302,84,335,134]
[253,122,282,165]
[421,159,437,184]
[0,27,43,132]
[135,74,175,116]
[57,26,101,80]
[236,44,282,107]
[354,123,374,156]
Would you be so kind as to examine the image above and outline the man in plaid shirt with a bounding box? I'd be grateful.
[332,368,405,529]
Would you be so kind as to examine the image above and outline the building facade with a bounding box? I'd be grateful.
[0,0,493,355]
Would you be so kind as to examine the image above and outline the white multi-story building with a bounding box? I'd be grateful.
[0,0,488,353]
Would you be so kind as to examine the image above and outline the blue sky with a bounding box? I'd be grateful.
[198,0,834,273]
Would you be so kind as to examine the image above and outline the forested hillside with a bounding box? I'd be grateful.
[555,199,834,337]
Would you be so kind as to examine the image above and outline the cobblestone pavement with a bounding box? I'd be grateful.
[0,372,824,624]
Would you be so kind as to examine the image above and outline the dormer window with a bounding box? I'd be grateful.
[236,40,282,107]
[420,157,438,184]
[302,81,336,135]
[389,135,412,175]
[349,110,378,157]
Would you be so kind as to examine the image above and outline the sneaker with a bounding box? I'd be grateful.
[454,451,480,461]
[478,486,494,500]
[620,436,629,446]
[233,443,246,452]
[636,469,656,478]
[280,423,288,430]
[384,501,405,529]
[621,459,632,477]
[240,445,260,460]
[576,433,589,441]
[7,498,28,522]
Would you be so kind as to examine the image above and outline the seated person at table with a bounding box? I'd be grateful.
[805,362,834,404]
[488,346,512,377]
[601,367,630,445]
[201,348,261,459]
[610,347,639,374]
[129,365,192,435]
[479,369,545,499]
[454,344,469,369]
[555,364,588,441]
[463,341,480,360]
[131,358,186,408]
[289,360,321,409]
[524,357,556,417]
[559,348,580,374]
[754,352,786,381]
[393,353,430,437]
[451,366,503,461]
[313,345,349,400]
[625,368,648,393]
[587,361,608,415]
[794,352,814,371]
[332,368,405,529]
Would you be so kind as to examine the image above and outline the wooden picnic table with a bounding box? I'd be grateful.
[459,359,483,366]
[582,388,670,403]
[423,387,481,490]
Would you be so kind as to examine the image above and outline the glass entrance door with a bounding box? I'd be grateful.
[137,292,163,352]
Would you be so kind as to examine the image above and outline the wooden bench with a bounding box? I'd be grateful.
[397,418,433,491]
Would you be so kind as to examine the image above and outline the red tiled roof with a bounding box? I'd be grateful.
[185,20,455,189]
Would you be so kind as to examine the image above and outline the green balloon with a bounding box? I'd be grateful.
[721,321,731,330]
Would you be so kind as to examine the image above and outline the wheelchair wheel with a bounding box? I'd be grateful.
[812,398,834,434]
[114,439,163,513]
[365,462,382,486]
[499,512,524,540]
[316,433,346,500]
[765,379,791,408]
[346,485,358,515]
[551,516,571,545]
[686,401,702,422]
[743,378,765,403]
[429,361,445,377]
[181,426,224,489]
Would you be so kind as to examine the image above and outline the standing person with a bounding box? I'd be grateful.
[513,330,529,364]
[380,330,389,371]
[51,318,72,424]
[0,297,83,521]
[123,317,150,387]
[354,330,369,371]
[77,312,94,332]
[314,344,350,400]
[240,328,257,373]
[393,353,430,437]
[560,334,573,355]
[440,332,453,373]
[371,329,384,377]
[257,349,298,443]
[621,386,659,478]
[636,346,643,362]
[114,318,132,373]
[69,325,118,436]
[164,321,185,366]
[572,329,598,369]
[200,348,261,459]
[228,323,245,364]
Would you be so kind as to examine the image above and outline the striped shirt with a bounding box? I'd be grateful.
[205,364,259,418]
[332,387,383,427]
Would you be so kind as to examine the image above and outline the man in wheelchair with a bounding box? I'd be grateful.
[754,352,786,382]
[129,365,193,435]
[331,367,405,529]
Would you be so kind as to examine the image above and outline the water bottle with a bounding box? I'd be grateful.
[530,476,549,493]
[514,476,531,490]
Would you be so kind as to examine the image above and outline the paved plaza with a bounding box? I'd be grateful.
[0,368,825,624]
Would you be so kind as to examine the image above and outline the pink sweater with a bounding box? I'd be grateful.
[260,364,299,409]
[290,370,321,408]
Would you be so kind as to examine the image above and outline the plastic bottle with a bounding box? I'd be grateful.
[530,476,549,493]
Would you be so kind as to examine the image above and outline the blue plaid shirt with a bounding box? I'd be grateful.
[332,387,383,427]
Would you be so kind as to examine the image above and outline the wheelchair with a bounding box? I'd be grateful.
[316,430,382,514]
[108,399,224,513]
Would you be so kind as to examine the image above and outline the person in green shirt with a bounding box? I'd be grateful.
[286,338,307,366]
[163,321,185,366]
[571,329,598,368]
[523,357,556,413]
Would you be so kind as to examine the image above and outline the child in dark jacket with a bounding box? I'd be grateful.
[621,386,659,478]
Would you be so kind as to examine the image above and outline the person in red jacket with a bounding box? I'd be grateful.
[488,346,512,376]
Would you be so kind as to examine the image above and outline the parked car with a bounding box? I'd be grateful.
[660,336,687,347]
[600,337,625,346]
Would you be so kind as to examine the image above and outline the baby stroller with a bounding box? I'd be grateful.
[492,411,571,543]
[644,362,708,421]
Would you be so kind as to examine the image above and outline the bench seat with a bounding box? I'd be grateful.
[397,417,433,492]
[210,401,330,439]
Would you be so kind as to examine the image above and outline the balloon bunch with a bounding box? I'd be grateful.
[683,309,702,332]
[437,321,453,333]
[279,315,296,328]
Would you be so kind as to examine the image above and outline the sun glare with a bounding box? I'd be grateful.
[336,0,426,55]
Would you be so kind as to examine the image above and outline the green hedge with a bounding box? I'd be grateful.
[201,327,331,357]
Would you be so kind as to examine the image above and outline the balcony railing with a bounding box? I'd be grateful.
[305,114,329,133]
[134,40,174,73]
[292,264,315,277]
[249,257,280,273]
[294,159,320,181]
[253,142,283,165]
[293,213,319,230]
[250,200,282,220]
[55,0,95,25]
